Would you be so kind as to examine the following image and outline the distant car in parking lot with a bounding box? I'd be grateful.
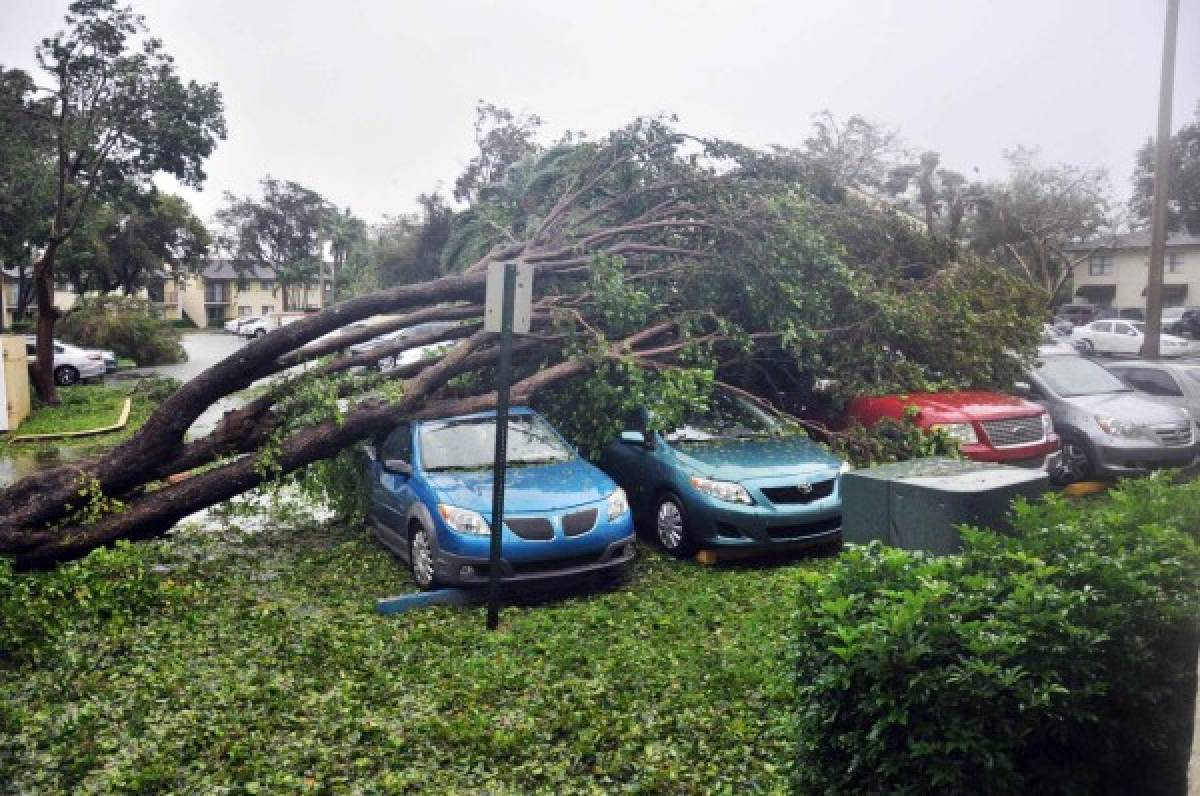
[1161,306,1200,339]
[1056,303,1099,326]
[1039,324,1079,357]
[1105,360,1200,418]
[1020,354,1198,483]
[224,316,260,334]
[24,337,106,386]
[1070,320,1190,357]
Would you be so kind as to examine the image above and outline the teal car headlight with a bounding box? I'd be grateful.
[607,487,630,522]
[438,504,490,535]
[689,476,753,505]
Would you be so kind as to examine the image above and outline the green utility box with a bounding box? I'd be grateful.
[841,457,1050,555]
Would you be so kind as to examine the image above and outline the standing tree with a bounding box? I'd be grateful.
[57,188,210,295]
[452,101,544,203]
[885,151,972,237]
[4,0,224,402]
[323,206,367,301]
[791,110,901,194]
[1131,105,1200,235]
[216,178,332,311]
[0,67,54,328]
[969,148,1114,303]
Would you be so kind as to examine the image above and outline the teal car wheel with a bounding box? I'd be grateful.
[655,494,696,558]
[409,522,438,590]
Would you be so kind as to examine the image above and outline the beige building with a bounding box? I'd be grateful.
[179,261,330,328]
[2,261,330,330]
[1069,231,1200,309]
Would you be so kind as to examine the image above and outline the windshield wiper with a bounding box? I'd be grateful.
[509,456,570,467]
[425,464,489,472]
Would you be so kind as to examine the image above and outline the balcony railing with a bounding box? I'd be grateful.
[204,286,231,305]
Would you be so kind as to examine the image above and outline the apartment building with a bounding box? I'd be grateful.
[1,261,330,329]
[1069,231,1200,309]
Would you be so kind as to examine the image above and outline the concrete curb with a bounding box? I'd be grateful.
[10,396,132,442]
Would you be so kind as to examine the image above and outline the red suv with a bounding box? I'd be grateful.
[845,391,1060,468]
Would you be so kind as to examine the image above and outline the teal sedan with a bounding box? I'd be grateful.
[597,389,848,557]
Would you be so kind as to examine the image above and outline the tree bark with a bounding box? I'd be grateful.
[30,241,62,404]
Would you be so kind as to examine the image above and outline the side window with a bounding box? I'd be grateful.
[1092,322,1111,333]
[380,424,412,463]
[1124,369,1183,397]
[1111,322,1132,335]
[25,343,35,356]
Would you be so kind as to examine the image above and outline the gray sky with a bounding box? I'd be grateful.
[3,0,1199,226]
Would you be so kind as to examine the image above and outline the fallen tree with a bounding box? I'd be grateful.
[0,118,1044,568]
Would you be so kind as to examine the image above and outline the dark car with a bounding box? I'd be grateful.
[1162,306,1200,339]
[598,389,847,558]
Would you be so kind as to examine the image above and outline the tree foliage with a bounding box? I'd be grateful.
[5,0,224,402]
[1131,104,1200,235]
[216,177,332,311]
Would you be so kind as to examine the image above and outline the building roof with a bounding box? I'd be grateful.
[201,260,279,280]
[1066,231,1200,252]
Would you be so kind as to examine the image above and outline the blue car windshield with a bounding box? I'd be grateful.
[664,391,781,443]
[420,414,574,471]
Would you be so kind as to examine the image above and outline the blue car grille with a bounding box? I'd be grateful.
[510,552,602,574]
[761,479,835,505]
[505,517,554,540]
[562,508,598,536]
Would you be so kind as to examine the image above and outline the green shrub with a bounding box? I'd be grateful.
[0,542,167,664]
[57,295,187,366]
[170,316,197,329]
[793,475,1200,795]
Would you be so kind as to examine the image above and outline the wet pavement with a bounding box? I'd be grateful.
[118,331,247,383]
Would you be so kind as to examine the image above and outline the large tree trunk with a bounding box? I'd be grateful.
[30,241,62,405]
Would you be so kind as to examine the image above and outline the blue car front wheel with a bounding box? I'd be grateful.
[410,523,438,590]
[655,494,697,558]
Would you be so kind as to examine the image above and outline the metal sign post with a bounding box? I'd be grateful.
[484,262,532,630]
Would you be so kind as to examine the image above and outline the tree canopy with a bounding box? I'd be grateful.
[1131,105,1200,235]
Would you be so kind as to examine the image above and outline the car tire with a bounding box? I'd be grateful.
[1051,433,1094,486]
[1077,338,1095,356]
[409,522,439,590]
[654,493,697,559]
[53,365,80,386]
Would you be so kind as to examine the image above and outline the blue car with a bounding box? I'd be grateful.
[598,389,848,557]
[365,408,636,588]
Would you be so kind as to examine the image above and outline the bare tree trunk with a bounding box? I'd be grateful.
[30,242,62,405]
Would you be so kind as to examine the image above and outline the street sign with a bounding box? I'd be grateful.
[485,262,533,334]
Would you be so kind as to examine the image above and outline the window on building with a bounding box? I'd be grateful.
[205,306,227,326]
[1088,255,1114,276]
[205,282,229,303]
[146,282,165,303]
[260,280,275,293]
[238,306,252,317]
[1166,253,1185,273]
[261,305,274,316]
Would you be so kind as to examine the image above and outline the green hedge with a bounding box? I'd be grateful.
[794,475,1200,795]
[57,295,187,365]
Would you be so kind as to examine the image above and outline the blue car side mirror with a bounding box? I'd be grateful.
[382,458,412,476]
[620,430,645,445]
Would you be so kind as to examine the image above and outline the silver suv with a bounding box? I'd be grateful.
[1021,354,1198,484]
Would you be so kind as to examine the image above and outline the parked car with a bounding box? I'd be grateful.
[1071,320,1191,357]
[365,408,635,588]
[1056,303,1099,326]
[1039,324,1079,358]
[845,391,1060,469]
[238,312,308,338]
[90,347,118,373]
[24,337,106,386]
[1020,354,1198,483]
[1094,306,1145,322]
[1105,360,1200,417]
[598,389,847,558]
[1051,316,1076,335]
[1161,306,1200,339]
[224,315,260,334]
[350,321,461,369]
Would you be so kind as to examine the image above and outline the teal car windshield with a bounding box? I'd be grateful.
[665,391,781,443]
[420,414,575,471]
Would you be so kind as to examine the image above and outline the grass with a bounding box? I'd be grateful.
[0,517,827,793]
[10,385,129,436]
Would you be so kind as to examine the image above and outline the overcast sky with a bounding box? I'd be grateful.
[3,0,1199,227]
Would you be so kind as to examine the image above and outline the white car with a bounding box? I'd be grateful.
[1070,320,1191,358]
[224,316,260,334]
[24,337,107,386]
[239,312,308,338]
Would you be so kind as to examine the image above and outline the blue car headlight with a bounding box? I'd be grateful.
[839,461,853,475]
[689,476,753,505]
[607,487,630,522]
[438,504,490,535]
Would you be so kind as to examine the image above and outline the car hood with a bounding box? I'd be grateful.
[666,435,842,481]
[1061,391,1189,424]
[426,457,616,514]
